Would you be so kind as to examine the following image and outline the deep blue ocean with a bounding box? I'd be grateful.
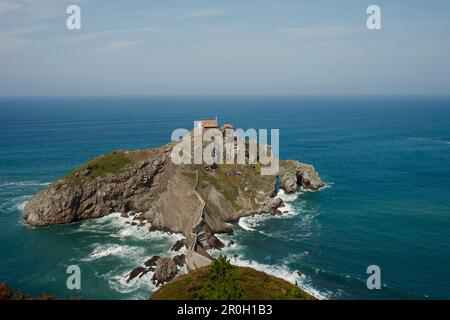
[0,96,449,300]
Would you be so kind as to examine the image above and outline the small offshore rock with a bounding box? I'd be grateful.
[173,254,186,267]
[152,257,178,285]
[171,239,186,252]
[144,256,160,267]
[127,267,148,282]
[207,235,225,250]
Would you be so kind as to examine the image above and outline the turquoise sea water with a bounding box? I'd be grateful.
[0,96,449,299]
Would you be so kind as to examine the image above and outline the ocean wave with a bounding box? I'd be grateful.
[71,212,184,243]
[210,234,245,255]
[237,189,302,231]
[277,189,299,202]
[321,181,334,190]
[98,269,157,296]
[0,180,50,213]
[0,195,31,214]
[78,212,188,299]
[83,243,146,262]
[0,181,51,187]
[17,200,28,211]
[238,216,259,231]
[99,260,188,298]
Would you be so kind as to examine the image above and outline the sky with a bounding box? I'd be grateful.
[0,0,450,96]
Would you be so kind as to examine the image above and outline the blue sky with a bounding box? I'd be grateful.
[1,0,450,95]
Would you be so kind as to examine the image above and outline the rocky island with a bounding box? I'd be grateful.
[23,128,324,290]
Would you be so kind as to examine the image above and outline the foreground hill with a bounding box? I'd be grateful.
[151,257,316,300]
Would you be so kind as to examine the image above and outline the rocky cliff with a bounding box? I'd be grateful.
[23,132,324,275]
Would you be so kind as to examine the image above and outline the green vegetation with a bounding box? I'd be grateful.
[196,256,244,300]
[150,256,315,300]
[66,151,131,183]
[200,168,240,209]
[199,164,275,211]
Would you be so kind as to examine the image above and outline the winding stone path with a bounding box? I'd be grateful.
[185,170,212,271]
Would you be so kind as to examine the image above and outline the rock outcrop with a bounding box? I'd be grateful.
[172,254,186,267]
[126,267,149,282]
[171,239,186,252]
[144,256,160,267]
[152,257,178,285]
[23,147,171,227]
[277,160,324,193]
[23,131,324,274]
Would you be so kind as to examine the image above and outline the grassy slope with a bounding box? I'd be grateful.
[199,164,275,211]
[63,150,131,184]
[150,263,315,300]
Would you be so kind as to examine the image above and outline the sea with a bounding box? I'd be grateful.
[0,95,449,300]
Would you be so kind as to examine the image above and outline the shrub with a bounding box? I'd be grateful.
[197,256,244,300]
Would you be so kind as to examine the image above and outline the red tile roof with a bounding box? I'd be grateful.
[200,119,218,128]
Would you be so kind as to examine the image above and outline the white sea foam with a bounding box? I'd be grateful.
[238,189,301,231]
[277,189,299,203]
[0,181,51,187]
[74,212,184,243]
[74,210,192,299]
[101,269,157,296]
[277,189,299,215]
[238,216,258,231]
[84,243,145,262]
[99,257,189,298]
[17,200,28,211]
[69,211,185,276]
[0,195,31,214]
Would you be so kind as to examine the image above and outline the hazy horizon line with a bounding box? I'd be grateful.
[1,93,450,98]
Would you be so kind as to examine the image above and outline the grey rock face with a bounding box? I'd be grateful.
[277,168,298,194]
[277,160,324,193]
[152,257,178,285]
[23,151,167,227]
[126,267,149,282]
[171,239,186,252]
[260,197,284,214]
[144,256,160,267]
[173,254,186,267]
[22,140,324,266]
[296,163,325,191]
